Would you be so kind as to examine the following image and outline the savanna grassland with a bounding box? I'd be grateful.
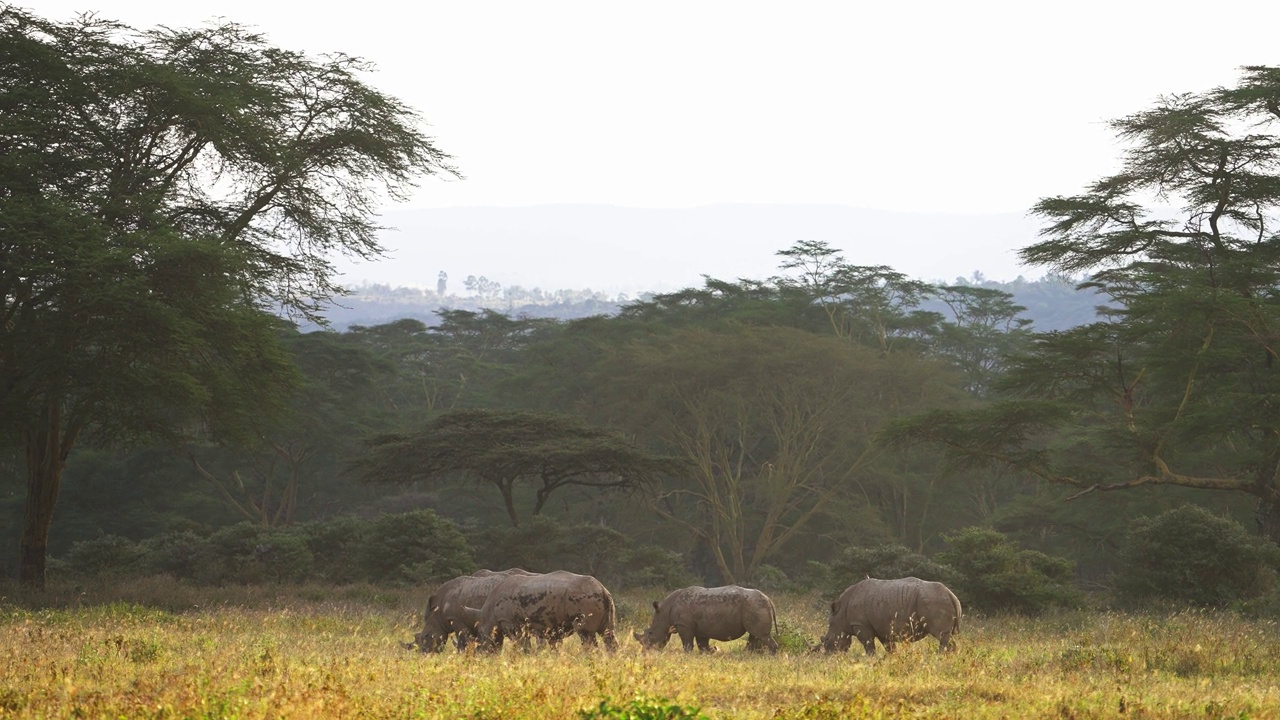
[2,579,1279,719]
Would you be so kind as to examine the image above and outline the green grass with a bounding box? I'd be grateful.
[1,577,1279,718]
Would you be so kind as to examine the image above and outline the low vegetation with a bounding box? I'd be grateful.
[2,579,1278,718]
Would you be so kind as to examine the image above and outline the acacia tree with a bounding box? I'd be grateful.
[775,240,941,352]
[883,66,1280,542]
[610,325,949,583]
[354,408,686,527]
[0,9,455,585]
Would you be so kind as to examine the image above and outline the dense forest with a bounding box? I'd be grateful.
[5,6,1280,621]
[0,244,1264,611]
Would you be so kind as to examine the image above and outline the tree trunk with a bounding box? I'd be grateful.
[1254,460,1280,545]
[496,479,521,527]
[19,402,74,588]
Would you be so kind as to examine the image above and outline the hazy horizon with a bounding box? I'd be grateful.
[340,203,1046,296]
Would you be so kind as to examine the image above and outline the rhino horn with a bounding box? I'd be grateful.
[459,606,483,629]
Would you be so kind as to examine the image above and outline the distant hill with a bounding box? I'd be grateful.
[315,275,1104,333]
[336,204,1046,297]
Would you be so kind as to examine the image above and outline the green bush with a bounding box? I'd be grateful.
[298,516,369,584]
[64,535,144,576]
[1117,505,1280,608]
[469,516,692,589]
[354,510,475,585]
[579,697,707,720]
[612,545,695,589]
[137,531,216,582]
[937,527,1080,614]
[207,523,315,584]
[824,544,957,597]
[750,564,798,593]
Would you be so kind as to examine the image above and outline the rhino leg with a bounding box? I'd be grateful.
[882,633,897,654]
[748,634,779,655]
[602,629,618,653]
[856,630,877,656]
[937,630,955,653]
[695,636,715,653]
[675,628,696,652]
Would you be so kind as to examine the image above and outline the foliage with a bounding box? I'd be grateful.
[467,515,692,590]
[297,516,369,584]
[610,325,948,584]
[353,510,475,585]
[206,524,317,585]
[354,408,686,527]
[0,7,455,586]
[936,527,1081,614]
[63,536,145,577]
[823,544,957,596]
[135,531,218,583]
[55,512,474,586]
[579,697,708,720]
[1117,505,1280,608]
[883,65,1280,543]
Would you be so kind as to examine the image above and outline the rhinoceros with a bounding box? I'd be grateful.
[405,568,536,652]
[461,570,618,652]
[818,576,961,655]
[634,585,779,654]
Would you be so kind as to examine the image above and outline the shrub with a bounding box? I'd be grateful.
[1116,505,1280,608]
[823,544,956,597]
[611,545,695,590]
[579,697,707,720]
[136,531,216,582]
[64,535,144,576]
[469,516,692,589]
[207,523,315,584]
[298,516,369,584]
[750,564,798,593]
[937,526,1081,614]
[353,510,475,585]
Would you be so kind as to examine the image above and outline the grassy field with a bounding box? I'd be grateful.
[1,578,1279,719]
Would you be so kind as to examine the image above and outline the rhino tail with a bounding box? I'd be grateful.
[604,590,617,630]
[951,592,962,632]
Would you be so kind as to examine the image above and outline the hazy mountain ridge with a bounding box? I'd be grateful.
[318,274,1103,333]
[338,204,1047,297]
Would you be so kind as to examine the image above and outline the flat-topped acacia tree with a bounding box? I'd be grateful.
[0,8,457,586]
[353,408,687,527]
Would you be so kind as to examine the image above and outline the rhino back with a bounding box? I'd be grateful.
[665,585,772,640]
[840,577,959,635]
[483,570,611,630]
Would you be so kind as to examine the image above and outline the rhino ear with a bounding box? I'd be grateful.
[652,600,660,612]
[427,595,437,613]
[830,602,838,613]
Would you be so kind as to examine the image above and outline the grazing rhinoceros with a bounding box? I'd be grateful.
[634,585,779,654]
[818,576,961,655]
[405,568,536,652]
[462,570,618,653]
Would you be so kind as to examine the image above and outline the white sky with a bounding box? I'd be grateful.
[26,0,1280,289]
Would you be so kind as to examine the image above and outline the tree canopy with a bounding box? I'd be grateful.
[0,7,456,585]
[884,66,1280,542]
[353,408,687,527]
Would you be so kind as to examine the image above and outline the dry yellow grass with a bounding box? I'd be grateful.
[1,578,1279,718]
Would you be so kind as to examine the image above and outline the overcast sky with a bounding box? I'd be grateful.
[28,1,1280,288]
